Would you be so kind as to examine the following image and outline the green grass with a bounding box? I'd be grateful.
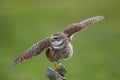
[0,0,120,80]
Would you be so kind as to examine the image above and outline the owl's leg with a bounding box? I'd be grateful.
[54,62,67,77]
[54,62,60,71]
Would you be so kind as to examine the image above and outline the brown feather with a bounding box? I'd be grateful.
[64,16,107,38]
[12,38,50,66]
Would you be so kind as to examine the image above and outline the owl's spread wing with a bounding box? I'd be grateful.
[64,16,107,38]
[12,38,50,66]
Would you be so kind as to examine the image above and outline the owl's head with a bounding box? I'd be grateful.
[50,32,69,49]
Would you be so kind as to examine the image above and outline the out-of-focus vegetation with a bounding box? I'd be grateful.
[0,0,120,80]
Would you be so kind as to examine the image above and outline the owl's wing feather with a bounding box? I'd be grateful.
[12,38,50,66]
[64,16,107,38]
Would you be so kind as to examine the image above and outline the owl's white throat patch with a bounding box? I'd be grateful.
[51,39,64,49]
[52,39,63,47]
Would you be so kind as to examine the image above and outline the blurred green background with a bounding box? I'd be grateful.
[0,0,120,80]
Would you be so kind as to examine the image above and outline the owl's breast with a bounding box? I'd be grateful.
[45,43,73,62]
[62,43,73,60]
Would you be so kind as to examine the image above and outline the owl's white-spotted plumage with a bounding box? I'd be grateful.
[12,16,107,65]
[46,32,73,62]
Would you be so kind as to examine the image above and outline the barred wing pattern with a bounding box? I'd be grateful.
[12,38,50,66]
[64,16,106,38]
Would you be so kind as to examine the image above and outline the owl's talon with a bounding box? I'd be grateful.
[54,62,60,71]
[54,62,67,77]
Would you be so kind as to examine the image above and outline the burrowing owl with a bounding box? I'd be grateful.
[12,16,106,66]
